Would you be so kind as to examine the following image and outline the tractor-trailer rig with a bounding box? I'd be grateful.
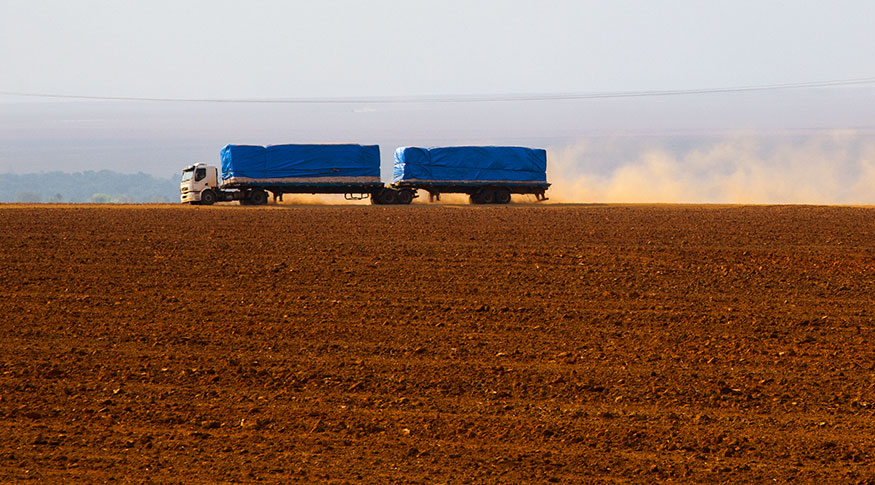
[180,144,549,205]
[181,144,387,205]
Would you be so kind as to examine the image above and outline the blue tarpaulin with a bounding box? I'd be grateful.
[394,146,547,184]
[221,144,381,184]
[221,145,265,179]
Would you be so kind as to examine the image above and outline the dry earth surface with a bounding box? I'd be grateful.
[1,204,874,483]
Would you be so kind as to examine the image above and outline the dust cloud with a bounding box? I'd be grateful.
[273,194,371,205]
[547,131,875,204]
[411,193,470,205]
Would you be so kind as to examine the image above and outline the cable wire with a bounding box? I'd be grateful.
[2,77,875,104]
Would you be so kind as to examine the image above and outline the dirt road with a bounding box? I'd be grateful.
[1,204,874,482]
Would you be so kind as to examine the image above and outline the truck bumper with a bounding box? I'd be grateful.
[180,190,201,203]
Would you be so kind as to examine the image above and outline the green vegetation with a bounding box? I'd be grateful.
[0,171,180,203]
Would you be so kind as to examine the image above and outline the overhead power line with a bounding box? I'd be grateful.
[2,77,875,104]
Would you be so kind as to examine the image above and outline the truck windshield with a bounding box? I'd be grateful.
[181,169,194,182]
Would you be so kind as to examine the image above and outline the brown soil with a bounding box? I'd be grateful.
[1,204,874,482]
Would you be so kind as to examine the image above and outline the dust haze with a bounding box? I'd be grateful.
[547,131,875,204]
[1,88,873,204]
[273,194,371,206]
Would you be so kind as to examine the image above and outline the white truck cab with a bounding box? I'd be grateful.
[180,163,220,204]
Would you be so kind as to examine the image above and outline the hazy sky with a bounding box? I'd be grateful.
[1,1,874,203]
[2,0,874,99]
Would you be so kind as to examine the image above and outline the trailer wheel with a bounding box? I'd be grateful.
[200,189,217,205]
[494,188,511,204]
[397,189,414,205]
[249,189,268,205]
[479,189,495,204]
[379,189,398,205]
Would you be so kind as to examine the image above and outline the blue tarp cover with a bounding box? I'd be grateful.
[394,146,547,184]
[221,144,380,181]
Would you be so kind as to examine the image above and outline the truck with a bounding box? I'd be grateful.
[391,146,549,204]
[180,144,386,205]
[180,144,549,205]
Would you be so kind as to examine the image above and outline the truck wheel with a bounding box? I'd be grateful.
[379,189,398,205]
[494,188,511,204]
[479,189,495,204]
[200,189,217,205]
[397,189,414,205]
[249,189,268,205]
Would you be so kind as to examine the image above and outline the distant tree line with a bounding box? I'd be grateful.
[0,171,181,203]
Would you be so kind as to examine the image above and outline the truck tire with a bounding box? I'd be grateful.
[379,189,398,205]
[397,189,414,205]
[494,188,511,204]
[249,189,268,205]
[200,189,217,205]
[479,189,495,204]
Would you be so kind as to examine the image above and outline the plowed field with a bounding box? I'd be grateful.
[1,204,874,482]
